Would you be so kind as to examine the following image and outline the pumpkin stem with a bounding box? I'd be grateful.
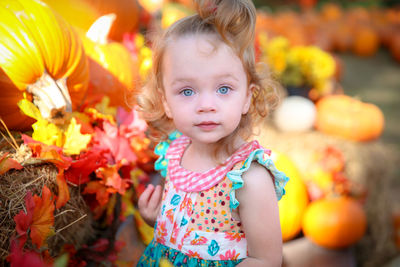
[27,72,72,125]
[86,13,116,44]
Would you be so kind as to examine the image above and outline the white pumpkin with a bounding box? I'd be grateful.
[273,96,316,132]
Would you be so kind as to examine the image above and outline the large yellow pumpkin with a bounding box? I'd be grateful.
[302,196,367,249]
[82,14,137,109]
[43,0,140,42]
[0,0,89,131]
[315,95,384,141]
[271,151,309,241]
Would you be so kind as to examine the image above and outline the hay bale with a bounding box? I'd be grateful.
[255,122,400,266]
[0,158,94,263]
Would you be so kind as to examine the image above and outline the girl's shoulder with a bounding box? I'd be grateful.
[226,141,290,210]
[154,130,187,177]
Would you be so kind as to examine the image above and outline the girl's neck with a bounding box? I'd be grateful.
[180,136,246,173]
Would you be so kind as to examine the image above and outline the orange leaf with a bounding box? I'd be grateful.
[22,134,71,170]
[55,169,70,209]
[83,181,112,206]
[31,186,55,248]
[0,152,23,175]
[96,166,130,195]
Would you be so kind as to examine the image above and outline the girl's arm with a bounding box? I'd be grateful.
[236,163,283,267]
[138,184,163,227]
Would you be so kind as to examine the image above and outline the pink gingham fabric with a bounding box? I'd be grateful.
[165,135,267,192]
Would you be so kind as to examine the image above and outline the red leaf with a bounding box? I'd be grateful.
[0,153,23,175]
[65,149,108,185]
[7,239,51,267]
[13,192,35,247]
[92,122,137,165]
[31,186,55,248]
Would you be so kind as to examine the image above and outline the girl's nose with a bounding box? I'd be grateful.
[196,93,216,113]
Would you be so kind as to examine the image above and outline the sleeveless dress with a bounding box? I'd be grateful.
[137,131,289,267]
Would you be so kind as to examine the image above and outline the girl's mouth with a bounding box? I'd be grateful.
[196,121,219,130]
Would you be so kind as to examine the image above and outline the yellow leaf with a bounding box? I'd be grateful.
[63,118,92,155]
[17,99,43,121]
[32,120,64,147]
[95,96,117,117]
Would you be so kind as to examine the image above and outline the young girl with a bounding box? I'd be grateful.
[136,0,289,266]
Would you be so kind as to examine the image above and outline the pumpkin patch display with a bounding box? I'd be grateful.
[315,94,384,142]
[0,0,89,131]
[271,151,309,241]
[82,14,138,109]
[302,196,367,249]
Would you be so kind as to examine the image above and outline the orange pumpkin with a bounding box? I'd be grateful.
[352,26,380,57]
[271,151,309,241]
[82,14,138,109]
[389,32,400,63]
[315,95,384,142]
[302,196,367,249]
[0,0,89,131]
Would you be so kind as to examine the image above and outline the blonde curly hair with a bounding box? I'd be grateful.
[137,0,280,156]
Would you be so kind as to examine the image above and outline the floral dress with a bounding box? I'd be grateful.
[137,131,289,267]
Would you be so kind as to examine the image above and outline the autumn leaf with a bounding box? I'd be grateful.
[96,165,130,195]
[0,152,23,175]
[64,148,108,185]
[22,135,72,170]
[95,96,117,117]
[72,111,94,134]
[31,186,55,248]
[32,119,64,147]
[7,239,51,267]
[92,122,137,165]
[55,169,69,209]
[84,107,115,126]
[63,117,92,155]
[17,99,42,121]
[13,192,35,247]
[116,106,147,139]
[83,180,113,207]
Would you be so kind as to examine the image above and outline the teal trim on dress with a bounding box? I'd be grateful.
[137,239,244,267]
[154,131,182,177]
[226,149,290,212]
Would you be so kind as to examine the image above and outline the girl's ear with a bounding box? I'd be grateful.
[162,95,172,118]
[242,83,255,114]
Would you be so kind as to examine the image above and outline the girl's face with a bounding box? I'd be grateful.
[162,34,253,145]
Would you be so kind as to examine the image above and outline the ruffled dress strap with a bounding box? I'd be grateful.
[227,148,289,211]
[154,130,182,177]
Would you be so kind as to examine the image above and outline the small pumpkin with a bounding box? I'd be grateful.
[82,14,138,109]
[315,95,384,142]
[352,26,380,57]
[0,0,89,131]
[271,151,309,241]
[302,196,367,249]
[273,96,316,133]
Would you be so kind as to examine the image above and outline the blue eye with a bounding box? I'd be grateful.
[218,86,230,95]
[181,89,194,96]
